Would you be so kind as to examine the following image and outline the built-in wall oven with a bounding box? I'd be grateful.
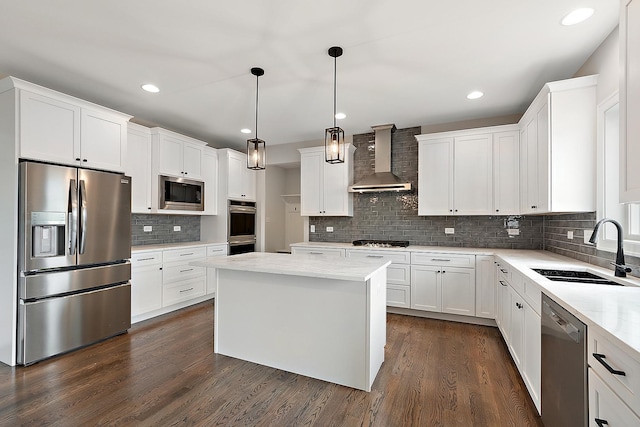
[228,200,256,255]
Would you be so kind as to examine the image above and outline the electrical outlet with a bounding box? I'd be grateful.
[173,225,181,232]
[507,229,520,236]
[310,225,315,233]
[567,230,574,240]
[326,226,334,232]
[444,228,454,234]
[143,225,152,232]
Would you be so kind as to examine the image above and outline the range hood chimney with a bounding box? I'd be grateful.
[348,124,412,193]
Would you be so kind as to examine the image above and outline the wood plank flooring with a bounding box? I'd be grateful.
[0,301,543,426]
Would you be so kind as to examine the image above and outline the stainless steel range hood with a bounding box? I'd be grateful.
[348,124,412,193]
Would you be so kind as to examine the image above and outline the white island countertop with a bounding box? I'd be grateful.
[192,252,391,282]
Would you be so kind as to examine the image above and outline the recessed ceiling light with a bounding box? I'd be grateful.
[466,91,484,100]
[241,128,252,134]
[335,112,346,120]
[561,8,594,26]
[141,83,160,93]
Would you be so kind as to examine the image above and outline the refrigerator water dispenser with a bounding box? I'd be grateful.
[31,212,65,258]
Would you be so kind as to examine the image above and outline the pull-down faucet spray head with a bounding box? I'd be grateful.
[588,218,631,278]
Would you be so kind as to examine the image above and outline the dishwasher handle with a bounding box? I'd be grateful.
[544,300,581,343]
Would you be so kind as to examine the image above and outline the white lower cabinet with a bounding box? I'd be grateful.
[589,369,640,426]
[475,255,495,319]
[162,247,206,306]
[346,248,411,308]
[410,253,476,316]
[205,243,228,296]
[131,251,163,317]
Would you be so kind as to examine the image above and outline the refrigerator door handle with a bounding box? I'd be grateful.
[79,180,87,255]
[69,179,78,255]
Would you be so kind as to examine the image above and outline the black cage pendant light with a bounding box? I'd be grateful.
[325,46,345,164]
[247,67,266,170]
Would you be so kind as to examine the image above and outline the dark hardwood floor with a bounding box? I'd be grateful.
[0,301,543,426]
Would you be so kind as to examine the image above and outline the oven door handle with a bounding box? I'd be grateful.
[229,238,257,246]
[229,206,257,214]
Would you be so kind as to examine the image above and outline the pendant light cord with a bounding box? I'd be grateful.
[333,55,337,129]
[255,74,259,140]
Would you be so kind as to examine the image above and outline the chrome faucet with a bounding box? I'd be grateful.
[588,218,632,277]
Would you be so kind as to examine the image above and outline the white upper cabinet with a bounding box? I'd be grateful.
[493,130,520,215]
[202,147,219,214]
[126,123,153,214]
[226,149,256,201]
[620,0,640,202]
[5,77,131,172]
[518,75,598,214]
[299,144,355,216]
[152,128,205,180]
[417,125,516,216]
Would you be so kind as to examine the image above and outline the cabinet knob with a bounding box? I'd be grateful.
[496,209,499,212]
[455,209,458,212]
[442,270,446,274]
[148,207,151,210]
[82,159,88,162]
[449,209,453,212]
[75,157,81,161]
[531,205,536,209]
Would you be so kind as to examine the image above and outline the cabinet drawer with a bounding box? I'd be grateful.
[411,252,475,268]
[346,249,410,264]
[496,260,512,282]
[131,251,162,267]
[387,264,410,286]
[589,369,640,425]
[588,329,640,414]
[292,247,346,257]
[163,262,206,283]
[206,245,228,257]
[163,277,205,307]
[163,246,206,263]
[522,278,541,315]
[387,285,410,308]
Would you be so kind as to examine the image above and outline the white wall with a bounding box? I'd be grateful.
[574,27,619,103]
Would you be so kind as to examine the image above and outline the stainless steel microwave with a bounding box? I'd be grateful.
[159,175,204,211]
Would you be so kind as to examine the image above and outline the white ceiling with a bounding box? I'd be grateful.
[0,1,619,151]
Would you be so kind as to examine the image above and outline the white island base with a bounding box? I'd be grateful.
[196,252,389,392]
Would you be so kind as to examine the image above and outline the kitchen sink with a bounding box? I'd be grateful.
[532,269,623,286]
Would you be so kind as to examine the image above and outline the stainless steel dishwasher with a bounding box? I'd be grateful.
[541,293,588,427]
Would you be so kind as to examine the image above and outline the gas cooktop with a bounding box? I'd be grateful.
[352,240,410,248]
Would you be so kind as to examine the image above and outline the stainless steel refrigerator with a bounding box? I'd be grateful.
[18,161,132,365]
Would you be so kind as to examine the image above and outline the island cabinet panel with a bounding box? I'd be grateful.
[299,144,354,216]
[620,0,640,202]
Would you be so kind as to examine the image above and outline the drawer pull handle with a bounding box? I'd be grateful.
[431,258,451,262]
[309,252,323,255]
[209,249,224,252]
[593,353,626,376]
[179,288,194,293]
[137,257,155,261]
[499,280,508,287]
[500,269,508,273]
[595,418,609,427]
[366,255,384,258]
[180,269,194,273]
[180,253,194,256]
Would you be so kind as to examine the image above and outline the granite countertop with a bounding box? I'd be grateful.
[191,252,391,282]
[132,241,228,252]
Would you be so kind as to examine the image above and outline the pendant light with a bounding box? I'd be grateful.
[247,67,266,170]
[325,46,345,164]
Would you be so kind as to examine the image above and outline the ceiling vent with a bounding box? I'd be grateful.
[348,124,412,193]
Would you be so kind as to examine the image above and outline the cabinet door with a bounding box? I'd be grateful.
[498,279,511,338]
[589,370,640,427]
[418,139,452,215]
[127,127,152,213]
[522,302,541,412]
[621,0,640,202]
[323,160,350,215]
[300,151,323,215]
[475,255,495,319]
[202,148,218,215]
[410,265,441,312]
[493,131,520,215]
[227,150,250,199]
[453,134,493,215]
[524,117,539,214]
[131,266,163,317]
[508,287,524,368]
[535,100,550,212]
[182,142,203,179]
[19,90,80,165]
[243,168,257,201]
[441,267,476,316]
[80,109,127,172]
[158,135,185,177]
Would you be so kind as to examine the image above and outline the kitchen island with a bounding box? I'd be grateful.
[192,252,390,392]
